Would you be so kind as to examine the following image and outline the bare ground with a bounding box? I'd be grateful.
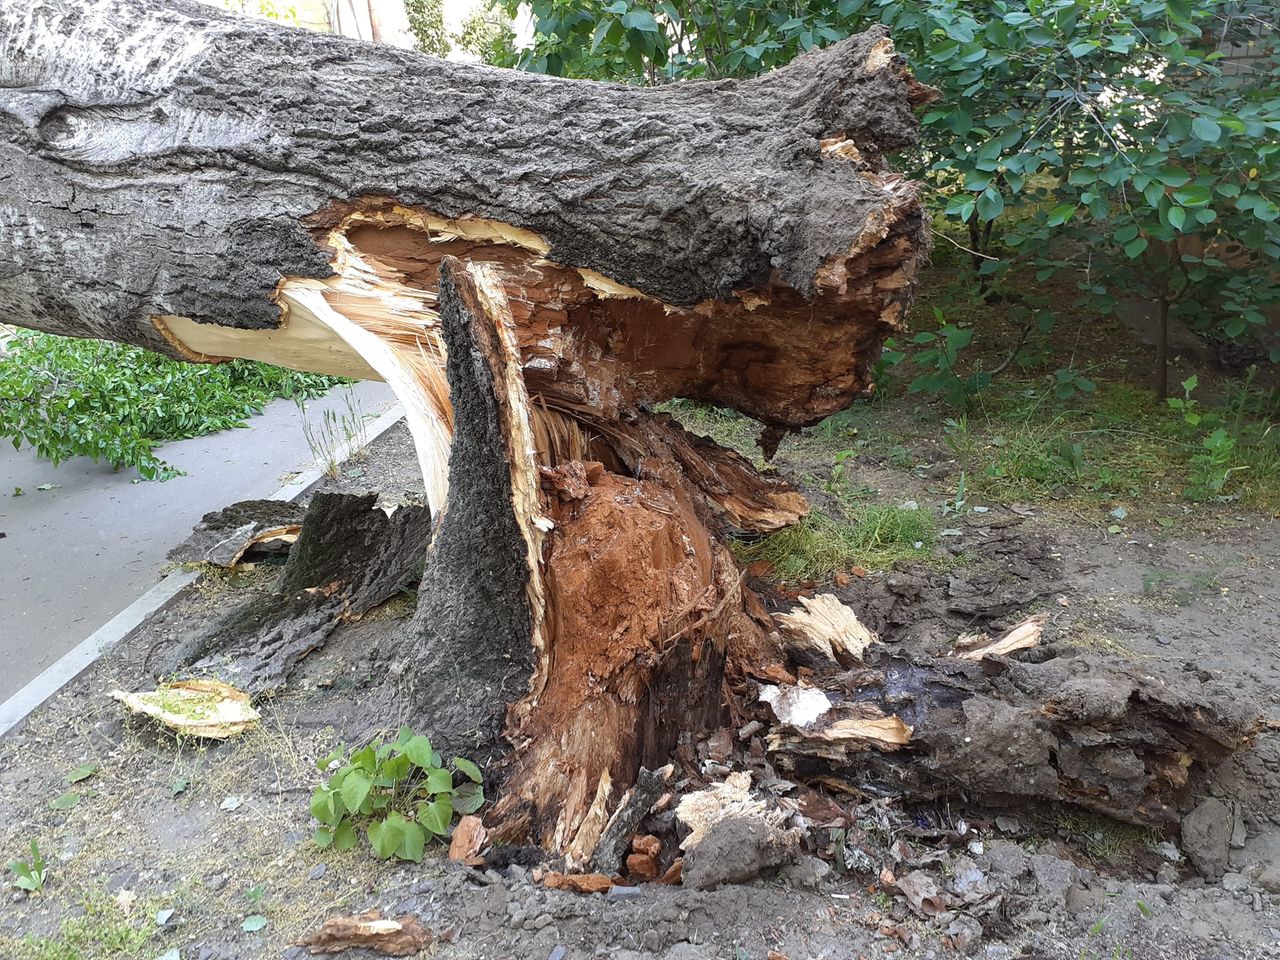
[3,421,1280,960]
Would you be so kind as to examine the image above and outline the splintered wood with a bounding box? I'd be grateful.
[775,593,878,668]
[759,683,913,759]
[953,613,1046,661]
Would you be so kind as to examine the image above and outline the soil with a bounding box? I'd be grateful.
[4,417,1280,960]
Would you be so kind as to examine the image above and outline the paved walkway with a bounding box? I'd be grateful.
[0,380,395,701]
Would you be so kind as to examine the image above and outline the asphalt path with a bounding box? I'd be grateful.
[0,380,395,701]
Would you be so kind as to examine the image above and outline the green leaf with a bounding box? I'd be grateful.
[66,763,98,784]
[313,827,333,848]
[340,770,372,814]
[621,9,658,33]
[1173,184,1212,207]
[419,794,454,835]
[976,187,1004,222]
[1167,206,1187,231]
[453,757,483,783]
[402,735,434,769]
[1124,237,1149,259]
[1113,224,1139,244]
[399,821,426,863]
[1143,182,1165,208]
[1067,39,1096,58]
[425,767,454,795]
[49,790,80,810]
[1191,117,1221,143]
[368,816,404,859]
[242,915,268,933]
[1156,166,1192,187]
[453,781,486,815]
[334,821,358,850]
[310,789,340,827]
[1046,204,1075,226]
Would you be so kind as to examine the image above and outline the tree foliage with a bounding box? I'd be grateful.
[0,332,343,480]
[494,0,1280,395]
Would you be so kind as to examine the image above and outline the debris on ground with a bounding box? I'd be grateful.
[108,678,260,738]
[296,910,433,956]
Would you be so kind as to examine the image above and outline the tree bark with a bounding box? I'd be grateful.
[2,0,1258,857]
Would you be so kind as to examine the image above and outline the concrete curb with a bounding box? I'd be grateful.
[0,402,406,739]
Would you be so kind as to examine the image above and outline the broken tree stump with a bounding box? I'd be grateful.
[1,0,1260,856]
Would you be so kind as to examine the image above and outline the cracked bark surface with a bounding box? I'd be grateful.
[2,0,1259,856]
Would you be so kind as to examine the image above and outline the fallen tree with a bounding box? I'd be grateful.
[1,0,1260,859]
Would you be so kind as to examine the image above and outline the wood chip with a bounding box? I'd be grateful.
[297,910,432,956]
[658,858,683,884]
[541,871,614,894]
[448,815,488,862]
[954,613,1046,661]
[632,834,662,858]
[109,679,259,739]
[625,852,659,879]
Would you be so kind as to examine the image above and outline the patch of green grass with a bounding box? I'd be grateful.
[21,893,162,960]
[734,506,937,582]
[1052,808,1158,866]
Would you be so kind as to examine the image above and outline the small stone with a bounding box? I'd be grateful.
[1258,867,1280,895]
[778,855,831,891]
[1065,884,1104,916]
[641,930,663,953]
[1222,872,1248,894]
[994,817,1021,835]
[529,912,553,930]
[1254,893,1264,912]
[1153,841,1182,862]
[1030,853,1078,900]
[1156,864,1179,886]
[205,874,227,892]
[308,863,327,881]
[548,948,567,960]
[510,909,527,927]
[606,885,643,899]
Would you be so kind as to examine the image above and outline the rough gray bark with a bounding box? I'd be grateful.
[165,491,430,693]
[386,262,537,752]
[0,0,930,427]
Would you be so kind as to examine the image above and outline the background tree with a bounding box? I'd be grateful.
[495,0,1280,398]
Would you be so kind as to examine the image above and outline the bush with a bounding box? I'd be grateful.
[0,331,343,480]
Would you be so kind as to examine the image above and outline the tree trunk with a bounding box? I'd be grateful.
[1,0,1258,857]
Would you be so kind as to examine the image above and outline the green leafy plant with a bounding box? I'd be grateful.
[310,728,484,862]
[8,840,48,893]
[0,331,343,480]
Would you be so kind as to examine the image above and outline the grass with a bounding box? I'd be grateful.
[733,506,938,582]
[1052,808,1159,867]
[21,892,162,960]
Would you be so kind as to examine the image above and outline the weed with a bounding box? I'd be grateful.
[20,892,160,960]
[733,506,937,582]
[296,389,369,480]
[8,840,47,893]
[311,727,484,862]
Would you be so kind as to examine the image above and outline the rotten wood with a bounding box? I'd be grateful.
[297,910,433,956]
